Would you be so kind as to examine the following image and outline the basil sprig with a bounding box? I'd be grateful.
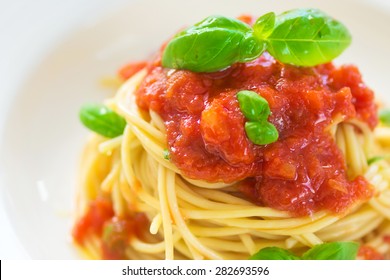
[237,90,278,145]
[250,242,359,260]
[162,9,351,72]
[162,16,264,72]
[79,104,126,138]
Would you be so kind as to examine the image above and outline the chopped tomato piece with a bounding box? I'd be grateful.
[118,61,147,80]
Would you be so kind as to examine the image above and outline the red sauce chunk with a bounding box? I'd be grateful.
[135,52,377,216]
[358,245,385,260]
[118,61,148,80]
[72,198,114,245]
[72,198,148,259]
[101,214,148,259]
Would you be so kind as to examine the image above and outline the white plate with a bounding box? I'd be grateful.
[1,0,390,259]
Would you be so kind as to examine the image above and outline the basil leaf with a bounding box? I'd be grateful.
[302,242,359,260]
[253,12,276,40]
[162,15,265,72]
[163,149,170,160]
[264,9,352,66]
[250,247,300,260]
[379,109,390,125]
[367,154,390,165]
[245,121,278,145]
[237,90,270,122]
[79,104,126,138]
[367,156,385,165]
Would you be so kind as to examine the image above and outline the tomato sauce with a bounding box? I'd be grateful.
[358,245,385,260]
[101,214,149,259]
[118,61,148,80]
[72,197,148,259]
[72,198,114,245]
[135,52,376,216]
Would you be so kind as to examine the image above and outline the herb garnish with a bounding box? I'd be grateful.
[163,149,171,160]
[237,90,278,145]
[249,242,359,260]
[162,16,264,73]
[79,104,126,138]
[162,8,351,72]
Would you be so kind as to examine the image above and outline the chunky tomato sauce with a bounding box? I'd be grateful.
[358,245,385,260]
[72,198,148,259]
[73,198,114,245]
[135,51,377,216]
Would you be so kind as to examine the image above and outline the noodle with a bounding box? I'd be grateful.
[73,68,390,260]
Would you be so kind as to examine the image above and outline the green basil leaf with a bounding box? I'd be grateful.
[250,247,300,260]
[379,109,390,125]
[302,241,359,260]
[237,90,270,122]
[163,149,171,160]
[367,154,390,165]
[253,12,276,40]
[79,104,126,138]
[264,9,352,66]
[367,156,384,165]
[162,15,265,72]
[245,121,278,145]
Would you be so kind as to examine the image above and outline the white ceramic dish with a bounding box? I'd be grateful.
[1,0,390,259]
